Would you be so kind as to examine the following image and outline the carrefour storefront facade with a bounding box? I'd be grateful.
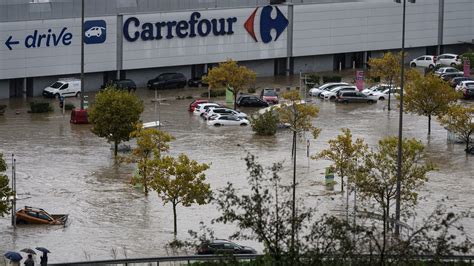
[0,0,473,98]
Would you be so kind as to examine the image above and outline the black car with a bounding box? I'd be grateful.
[440,72,464,82]
[197,239,257,255]
[107,79,137,92]
[236,95,269,107]
[147,73,187,90]
[450,77,472,88]
[188,75,208,87]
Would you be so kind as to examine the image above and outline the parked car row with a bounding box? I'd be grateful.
[310,82,401,104]
[431,67,473,99]
[410,53,462,69]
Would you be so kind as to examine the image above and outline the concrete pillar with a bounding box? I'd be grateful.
[437,0,444,55]
[116,15,124,80]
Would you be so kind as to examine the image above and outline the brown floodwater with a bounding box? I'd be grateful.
[0,79,473,263]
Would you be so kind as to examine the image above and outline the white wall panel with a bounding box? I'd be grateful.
[292,0,440,57]
[0,16,117,80]
[443,0,474,45]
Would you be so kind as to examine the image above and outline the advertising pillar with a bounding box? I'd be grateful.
[355,71,364,91]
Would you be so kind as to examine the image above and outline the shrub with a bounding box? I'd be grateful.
[308,74,321,86]
[186,95,193,99]
[247,87,256,93]
[250,110,279,136]
[322,75,342,83]
[29,102,53,113]
[65,103,75,111]
[0,105,6,115]
[200,89,226,98]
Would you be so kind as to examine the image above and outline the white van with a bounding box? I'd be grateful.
[42,79,81,98]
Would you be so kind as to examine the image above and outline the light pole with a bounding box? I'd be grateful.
[80,0,85,109]
[394,0,415,237]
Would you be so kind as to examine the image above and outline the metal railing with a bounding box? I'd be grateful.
[49,254,262,266]
[48,254,474,266]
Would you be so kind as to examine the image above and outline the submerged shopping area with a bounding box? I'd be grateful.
[0,0,473,99]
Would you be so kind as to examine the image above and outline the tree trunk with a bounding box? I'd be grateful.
[465,134,471,152]
[381,203,386,265]
[428,114,431,135]
[290,130,297,260]
[143,165,148,196]
[173,202,178,236]
[114,141,118,157]
[346,183,350,222]
[233,91,237,110]
[340,173,344,192]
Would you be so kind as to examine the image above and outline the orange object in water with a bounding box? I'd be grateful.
[70,109,89,124]
[16,206,68,225]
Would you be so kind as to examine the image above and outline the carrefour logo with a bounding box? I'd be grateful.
[84,20,107,44]
[244,6,288,43]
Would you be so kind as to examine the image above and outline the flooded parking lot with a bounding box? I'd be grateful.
[0,82,473,263]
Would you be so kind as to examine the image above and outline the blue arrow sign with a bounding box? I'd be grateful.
[5,36,20,50]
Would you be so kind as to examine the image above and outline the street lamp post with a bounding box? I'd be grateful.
[80,0,85,109]
[394,0,415,237]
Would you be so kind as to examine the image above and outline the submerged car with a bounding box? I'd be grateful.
[236,95,269,107]
[207,115,249,127]
[16,206,68,225]
[197,239,257,255]
[260,88,279,104]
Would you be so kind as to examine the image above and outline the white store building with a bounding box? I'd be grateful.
[0,0,473,99]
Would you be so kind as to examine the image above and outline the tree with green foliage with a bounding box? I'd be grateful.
[214,153,311,261]
[127,124,174,196]
[404,75,460,135]
[315,128,368,193]
[152,154,210,236]
[277,90,320,259]
[354,137,435,259]
[250,108,279,136]
[88,88,144,157]
[438,104,474,152]
[203,59,256,110]
[0,153,12,217]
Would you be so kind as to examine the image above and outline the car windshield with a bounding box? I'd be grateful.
[263,90,277,96]
[50,82,63,89]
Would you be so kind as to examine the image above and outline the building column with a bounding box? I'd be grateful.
[437,0,444,55]
[116,15,124,80]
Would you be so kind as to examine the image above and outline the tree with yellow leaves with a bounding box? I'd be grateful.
[203,59,256,109]
[438,104,474,152]
[404,75,460,135]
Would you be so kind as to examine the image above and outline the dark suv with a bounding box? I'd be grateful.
[107,79,137,92]
[336,91,376,104]
[237,95,269,107]
[147,73,187,90]
[197,239,257,255]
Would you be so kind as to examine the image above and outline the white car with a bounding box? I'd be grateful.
[436,54,461,67]
[361,84,393,95]
[309,82,349,97]
[410,55,436,69]
[203,107,247,120]
[207,115,250,127]
[85,26,105,38]
[320,85,357,100]
[193,103,221,115]
[455,80,474,92]
[367,88,399,101]
[435,67,463,77]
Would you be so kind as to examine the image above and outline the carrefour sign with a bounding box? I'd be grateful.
[123,6,288,43]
